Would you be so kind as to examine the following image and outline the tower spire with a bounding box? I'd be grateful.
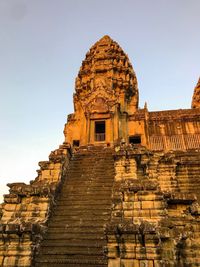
[64,36,139,146]
[74,35,139,114]
[192,77,200,108]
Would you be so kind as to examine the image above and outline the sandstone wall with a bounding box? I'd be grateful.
[128,108,200,151]
[106,146,200,267]
[0,143,71,267]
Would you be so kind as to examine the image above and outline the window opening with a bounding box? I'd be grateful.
[73,140,80,147]
[95,121,105,141]
[129,135,141,144]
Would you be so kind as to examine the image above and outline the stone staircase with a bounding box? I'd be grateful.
[34,146,114,267]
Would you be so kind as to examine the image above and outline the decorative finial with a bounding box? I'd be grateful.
[98,35,112,44]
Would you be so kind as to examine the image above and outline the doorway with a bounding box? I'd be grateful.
[95,121,105,141]
[129,135,141,144]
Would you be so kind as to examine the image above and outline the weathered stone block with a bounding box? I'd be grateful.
[120,234,136,243]
[153,201,166,209]
[4,194,21,204]
[108,258,121,267]
[17,256,32,266]
[5,224,19,234]
[124,210,133,217]
[121,244,136,259]
[107,235,118,243]
[150,209,167,218]
[145,246,161,260]
[133,210,151,218]
[142,201,154,209]
[144,234,159,245]
[4,204,17,212]
[134,201,141,209]
[137,193,154,202]
[3,256,17,266]
[135,247,147,259]
[0,256,4,266]
[123,202,134,210]
[50,169,60,179]
[124,193,135,202]
[139,260,153,267]
[107,245,119,258]
[41,170,51,179]
[120,259,139,267]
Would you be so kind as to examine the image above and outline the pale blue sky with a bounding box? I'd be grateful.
[0,0,199,201]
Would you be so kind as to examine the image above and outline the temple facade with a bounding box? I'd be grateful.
[64,35,139,147]
[0,36,200,267]
[64,35,200,151]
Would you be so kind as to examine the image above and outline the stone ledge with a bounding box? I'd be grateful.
[0,222,46,235]
[6,182,57,197]
[164,192,197,204]
[121,179,159,192]
[4,194,21,204]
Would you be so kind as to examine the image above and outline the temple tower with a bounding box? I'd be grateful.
[192,77,200,108]
[64,35,138,147]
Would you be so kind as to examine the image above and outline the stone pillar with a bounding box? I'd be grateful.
[85,113,90,144]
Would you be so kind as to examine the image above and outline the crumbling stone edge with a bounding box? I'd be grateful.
[0,143,72,267]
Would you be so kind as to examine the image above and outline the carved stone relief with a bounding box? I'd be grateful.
[75,76,117,114]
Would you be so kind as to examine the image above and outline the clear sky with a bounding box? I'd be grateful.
[0,0,199,201]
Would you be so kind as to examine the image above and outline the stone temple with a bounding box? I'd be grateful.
[0,35,200,267]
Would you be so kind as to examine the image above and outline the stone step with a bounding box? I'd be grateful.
[45,228,105,236]
[66,173,114,177]
[35,264,106,267]
[49,217,109,224]
[64,181,113,185]
[57,191,112,197]
[35,255,107,265]
[47,221,108,229]
[59,186,113,192]
[64,177,114,181]
[52,210,110,216]
[51,204,111,210]
[48,218,109,225]
[39,246,105,256]
[63,174,114,178]
[35,147,114,265]
[40,242,106,249]
[54,204,111,210]
[56,199,111,207]
[42,232,106,240]
[57,194,112,200]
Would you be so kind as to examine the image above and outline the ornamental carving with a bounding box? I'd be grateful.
[75,76,117,114]
[88,97,109,113]
[74,35,139,112]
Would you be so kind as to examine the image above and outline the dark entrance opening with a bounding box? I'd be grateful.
[129,135,141,145]
[73,140,80,147]
[95,121,105,141]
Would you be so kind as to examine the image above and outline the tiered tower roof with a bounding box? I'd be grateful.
[75,35,138,106]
